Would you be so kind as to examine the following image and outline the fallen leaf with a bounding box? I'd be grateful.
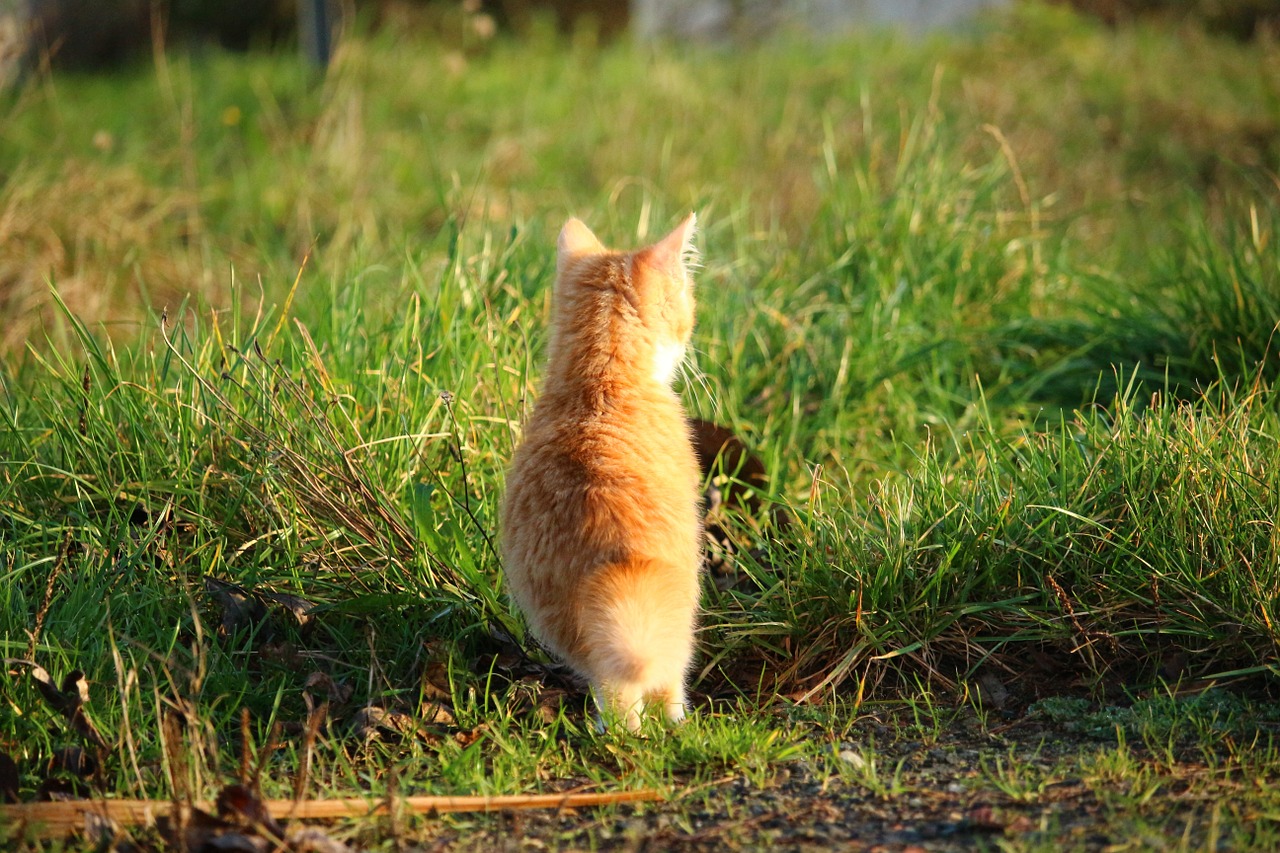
[30,666,84,718]
[420,701,455,726]
[204,578,270,641]
[503,678,568,725]
[259,590,317,627]
[455,725,488,748]
[419,640,455,701]
[29,666,107,749]
[257,639,303,667]
[349,706,422,742]
[303,672,352,708]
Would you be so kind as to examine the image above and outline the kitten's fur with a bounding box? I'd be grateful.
[501,214,703,733]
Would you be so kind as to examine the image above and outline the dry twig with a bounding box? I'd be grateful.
[0,790,664,838]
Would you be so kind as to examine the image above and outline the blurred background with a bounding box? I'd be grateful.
[3,0,1277,71]
[0,0,1275,360]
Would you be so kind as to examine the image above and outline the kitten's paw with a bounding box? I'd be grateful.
[588,710,649,737]
[589,688,645,735]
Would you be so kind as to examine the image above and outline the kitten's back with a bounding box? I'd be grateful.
[501,215,703,731]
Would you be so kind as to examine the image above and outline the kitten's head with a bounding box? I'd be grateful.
[550,214,698,387]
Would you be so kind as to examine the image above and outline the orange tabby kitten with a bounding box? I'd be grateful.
[501,214,703,733]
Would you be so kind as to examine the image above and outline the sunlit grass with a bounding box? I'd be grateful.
[0,2,1278,847]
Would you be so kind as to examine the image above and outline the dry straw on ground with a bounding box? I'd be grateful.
[0,161,210,353]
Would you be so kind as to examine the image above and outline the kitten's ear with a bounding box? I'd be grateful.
[639,212,698,279]
[557,218,604,261]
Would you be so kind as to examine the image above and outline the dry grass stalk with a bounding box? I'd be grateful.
[0,789,664,838]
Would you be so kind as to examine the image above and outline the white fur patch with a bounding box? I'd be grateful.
[652,340,686,385]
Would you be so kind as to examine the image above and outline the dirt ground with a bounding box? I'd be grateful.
[386,709,1248,852]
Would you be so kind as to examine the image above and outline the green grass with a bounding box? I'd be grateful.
[1,2,1279,848]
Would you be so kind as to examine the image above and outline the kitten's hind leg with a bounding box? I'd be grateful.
[593,681,646,734]
[662,685,688,724]
[617,683,646,734]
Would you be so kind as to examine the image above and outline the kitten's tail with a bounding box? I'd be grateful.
[580,558,697,714]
